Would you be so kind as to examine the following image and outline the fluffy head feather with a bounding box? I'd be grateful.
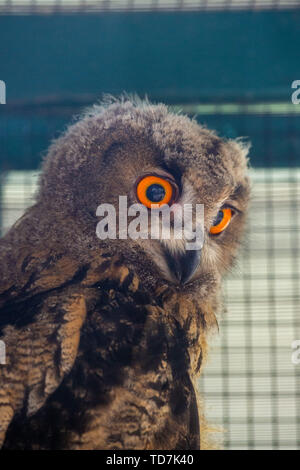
[26,97,250,293]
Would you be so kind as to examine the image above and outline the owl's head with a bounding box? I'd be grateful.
[38,97,250,297]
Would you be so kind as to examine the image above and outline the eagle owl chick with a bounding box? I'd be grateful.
[0,97,250,450]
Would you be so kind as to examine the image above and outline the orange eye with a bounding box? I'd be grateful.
[136,175,175,209]
[210,208,232,235]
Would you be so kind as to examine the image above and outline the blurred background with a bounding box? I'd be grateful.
[1,0,300,450]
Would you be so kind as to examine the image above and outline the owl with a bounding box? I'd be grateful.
[0,97,250,450]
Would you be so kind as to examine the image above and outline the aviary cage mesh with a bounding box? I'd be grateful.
[1,0,300,451]
[0,0,299,13]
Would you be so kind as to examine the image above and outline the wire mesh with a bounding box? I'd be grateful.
[201,168,300,450]
[0,103,300,449]
[0,0,300,14]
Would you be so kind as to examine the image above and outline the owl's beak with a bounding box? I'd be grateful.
[164,247,202,285]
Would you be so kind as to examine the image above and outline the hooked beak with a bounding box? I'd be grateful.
[164,247,202,285]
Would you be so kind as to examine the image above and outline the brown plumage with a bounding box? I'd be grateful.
[0,97,250,449]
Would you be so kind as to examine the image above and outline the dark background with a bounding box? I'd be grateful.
[0,11,300,168]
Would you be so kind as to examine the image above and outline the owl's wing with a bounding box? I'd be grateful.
[0,241,88,447]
